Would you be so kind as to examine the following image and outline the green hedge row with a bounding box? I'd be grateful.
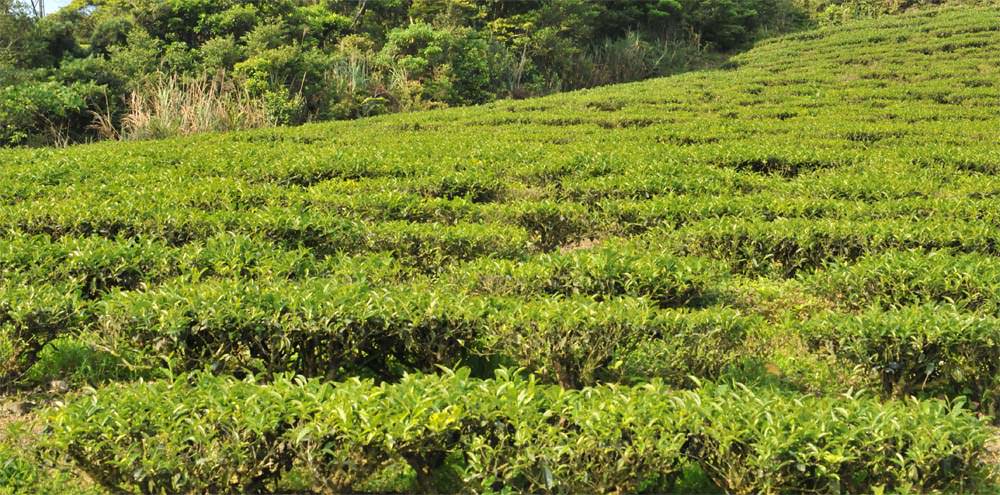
[48,370,989,495]
[0,236,736,387]
[446,244,727,307]
[665,217,998,276]
[96,278,750,387]
[483,298,756,388]
[0,202,533,269]
[0,282,87,387]
[9,171,994,239]
[4,174,998,264]
[0,234,353,297]
[806,250,1000,313]
[0,232,455,301]
[0,233,723,304]
[98,280,489,380]
[802,305,1000,418]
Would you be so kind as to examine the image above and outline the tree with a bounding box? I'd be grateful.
[1,0,37,67]
[24,0,42,18]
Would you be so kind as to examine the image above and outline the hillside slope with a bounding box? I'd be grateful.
[3,6,1000,494]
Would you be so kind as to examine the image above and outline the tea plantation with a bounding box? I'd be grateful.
[3,5,1000,494]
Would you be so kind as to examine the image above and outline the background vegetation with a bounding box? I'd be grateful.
[1,0,959,146]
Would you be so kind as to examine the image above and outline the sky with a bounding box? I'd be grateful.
[46,0,73,15]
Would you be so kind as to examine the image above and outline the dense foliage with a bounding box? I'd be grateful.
[3,5,1000,494]
[0,0,812,146]
[47,370,986,494]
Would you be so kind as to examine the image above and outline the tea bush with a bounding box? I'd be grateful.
[667,217,998,276]
[447,245,727,307]
[97,280,492,379]
[48,371,989,494]
[806,250,1000,313]
[0,281,89,387]
[688,383,987,494]
[802,305,1000,417]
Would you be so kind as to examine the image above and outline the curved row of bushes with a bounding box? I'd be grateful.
[444,244,727,307]
[48,370,989,495]
[664,217,999,276]
[1,275,746,389]
[96,279,752,388]
[0,204,535,268]
[3,211,998,291]
[0,233,727,304]
[10,244,1000,401]
[3,147,998,258]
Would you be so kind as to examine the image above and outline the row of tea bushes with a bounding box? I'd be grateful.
[0,234,411,299]
[95,278,751,387]
[0,235,736,388]
[0,282,86,387]
[48,370,989,495]
[443,244,727,307]
[802,305,1000,417]
[806,250,1000,313]
[0,202,534,270]
[663,217,1000,276]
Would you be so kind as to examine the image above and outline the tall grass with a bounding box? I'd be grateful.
[121,73,273,141]
[534,32,713,94]
[324,49,439,117]
[579,32,710,88]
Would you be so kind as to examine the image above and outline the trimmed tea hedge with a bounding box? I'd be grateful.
[97,278,740,387]
[48,370,989,495]
[97,280,493,379]
[666,217,998,276]
[806,250,1000,313]
[447,244,727,307]
[802,305,1000,417]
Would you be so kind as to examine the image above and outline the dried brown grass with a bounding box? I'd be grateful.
[121,72,273,141]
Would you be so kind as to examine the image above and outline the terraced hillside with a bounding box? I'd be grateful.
[4,6,1000,494]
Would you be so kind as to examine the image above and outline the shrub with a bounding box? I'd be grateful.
[806,250,1000,313]
[449,244,727,307]
[0,81,92,146]
[49,372,304,493]
[0,282,89,388]
[459,376,695,493]
[668,217,997,276]
[486,295,660,388]
[248,212,533,269]
[486,200,596,251]
[0,234,176,299]
[0,233,405,296]
[677,0,773,49]
[296,370,479,493]
[687,383,987,494]
[48,371,989,495]
[801,305,1000,418]
[234,44,328,124]
[97,279,492,379]
[620,309,760,387]
[380,23,494,106]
